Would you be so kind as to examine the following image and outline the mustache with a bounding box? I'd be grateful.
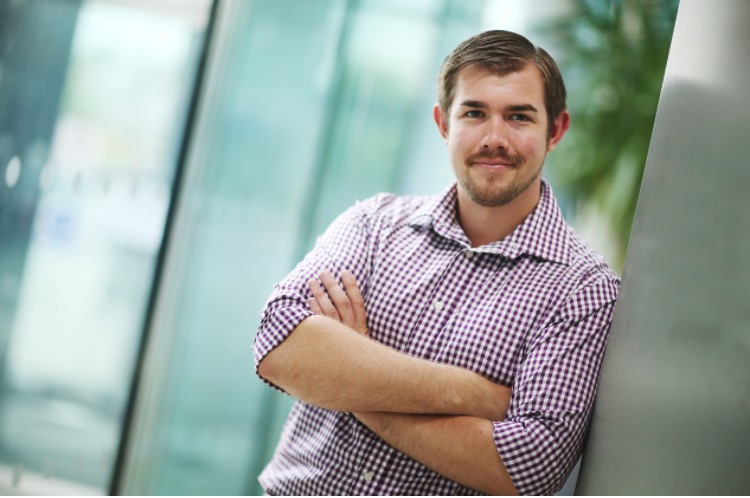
[465,150,523,166]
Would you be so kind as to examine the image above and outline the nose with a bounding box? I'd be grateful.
[481,118,510,151]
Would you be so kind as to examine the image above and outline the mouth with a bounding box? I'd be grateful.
[469,158,521,173]
[472,160,516,171]
[466,152,522,172]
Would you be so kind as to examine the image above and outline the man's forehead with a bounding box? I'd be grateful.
[453,65,546,106]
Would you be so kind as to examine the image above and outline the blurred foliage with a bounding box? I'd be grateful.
[546,0,679,267]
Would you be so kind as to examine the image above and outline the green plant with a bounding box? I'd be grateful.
[546,0,679,268]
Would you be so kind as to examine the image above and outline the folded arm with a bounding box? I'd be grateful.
[284,270,517,494]
[256,198,507,419]
[296,270,616,495]
[258,270,508,419]
[355,412,518,495]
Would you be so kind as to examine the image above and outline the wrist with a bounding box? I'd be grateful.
[456,371,509,421]
[355,411,393,435]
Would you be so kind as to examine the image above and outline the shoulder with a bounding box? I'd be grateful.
[525,183,620,302]
[567,228,619,287]
[522,227,620,347]
[556,227,620,316]
[347,191,435,227]
[315,192,437,248]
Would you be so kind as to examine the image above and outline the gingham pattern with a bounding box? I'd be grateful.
[254,180,619,496]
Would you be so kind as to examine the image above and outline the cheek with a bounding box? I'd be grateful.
[513,132,546,157]
[449,128,479,154]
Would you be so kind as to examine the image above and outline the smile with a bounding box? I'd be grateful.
[472,161,516,172]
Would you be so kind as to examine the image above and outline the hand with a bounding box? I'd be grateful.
[307,269,369,336]
[307,269,510,422]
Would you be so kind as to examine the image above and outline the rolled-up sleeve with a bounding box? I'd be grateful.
[253,195,391,388]
[494,274,619,495]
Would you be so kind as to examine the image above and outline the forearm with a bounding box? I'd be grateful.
[355,411,518,495]
[258,315,508,419]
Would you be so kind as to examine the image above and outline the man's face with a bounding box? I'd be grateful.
[435,64,569,209]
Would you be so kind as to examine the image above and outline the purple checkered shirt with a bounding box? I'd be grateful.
[254,180,619,495]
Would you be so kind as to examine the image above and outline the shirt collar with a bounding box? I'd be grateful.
[407,179,571,265]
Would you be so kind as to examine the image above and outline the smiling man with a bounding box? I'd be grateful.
[254,30,619,495]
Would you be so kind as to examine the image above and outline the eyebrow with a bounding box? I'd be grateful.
[458,100,539,113]
[459,100,487,109]
[509,104,539,113]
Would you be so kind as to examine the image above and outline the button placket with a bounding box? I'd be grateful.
[403,246,475,358]
[350,436,382,494]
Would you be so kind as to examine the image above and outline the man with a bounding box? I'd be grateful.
[254,30,619,495]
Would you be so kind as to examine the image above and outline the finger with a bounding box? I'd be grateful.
[318,270,355,325]
[308,278,340,321]
[340,269,368,335]
[307,297,323,315]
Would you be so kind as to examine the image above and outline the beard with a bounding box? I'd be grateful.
[456,150,542,207]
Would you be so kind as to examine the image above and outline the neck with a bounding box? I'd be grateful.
[456,181,542,248]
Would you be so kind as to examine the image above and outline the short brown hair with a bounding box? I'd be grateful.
[437,30,567,136]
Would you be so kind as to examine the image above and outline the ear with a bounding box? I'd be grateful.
[433,104,449,142]
[546,110,570,152]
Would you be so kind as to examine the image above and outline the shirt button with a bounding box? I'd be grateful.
[433,301,444,311]
[362,471,374,483]
[464,250,473,259]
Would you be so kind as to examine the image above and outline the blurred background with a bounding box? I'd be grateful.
[0,0,677,495]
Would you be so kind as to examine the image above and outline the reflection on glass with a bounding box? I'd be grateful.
[0,0,209,494]
[4,157,21,188]
[119,0,489,495]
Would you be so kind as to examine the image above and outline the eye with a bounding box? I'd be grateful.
[510,113,531,122]
[465,110,484,118]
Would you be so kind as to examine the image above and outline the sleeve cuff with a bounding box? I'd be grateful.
[493,418,571,496]
[254,305,314,390]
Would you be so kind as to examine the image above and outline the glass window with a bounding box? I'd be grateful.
[118,0,488,495]
[0,0,210,493]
